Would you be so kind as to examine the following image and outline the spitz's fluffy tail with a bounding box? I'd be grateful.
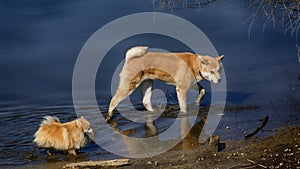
[40,116,59,125]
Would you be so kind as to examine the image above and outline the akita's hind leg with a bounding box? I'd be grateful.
[107,87,133,121]
[140,80,154,112]
[107,71,144,121]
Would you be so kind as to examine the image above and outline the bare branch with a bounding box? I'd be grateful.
[152,0,216,10]
[245,0,300,38]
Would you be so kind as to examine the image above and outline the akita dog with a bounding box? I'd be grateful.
[106,46,224,121]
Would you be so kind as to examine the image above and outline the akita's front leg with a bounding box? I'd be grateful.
[195,83,205,104]
[176,86,188,115]
[140,80,154,112]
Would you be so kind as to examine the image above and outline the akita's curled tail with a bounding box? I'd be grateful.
[40,116,60,125]
[126,46,148,61]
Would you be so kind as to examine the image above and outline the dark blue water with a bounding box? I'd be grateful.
[0,0,299,167]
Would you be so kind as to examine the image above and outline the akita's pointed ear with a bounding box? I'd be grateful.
[199,55,209,65]
[216,55,224,61]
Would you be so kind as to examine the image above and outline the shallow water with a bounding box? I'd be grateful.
[0,0,299,167]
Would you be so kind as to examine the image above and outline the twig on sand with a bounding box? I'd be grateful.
[244,115,269,139]
[247,159,267,168]
[63,159,130,168]
[227,163,252,169]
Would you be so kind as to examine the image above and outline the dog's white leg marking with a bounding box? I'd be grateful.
[181,116,190,140]
[46,148,52,156]
[140,80,154,112]
[176,86,187,115]
[195,84,205,104]
[68,149,77,155]
[145,121,158,137]
[107,87,132,121]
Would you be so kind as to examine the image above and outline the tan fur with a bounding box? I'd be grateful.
[106,46,224,121]
[33,116,91,155]
[126,46,148,60]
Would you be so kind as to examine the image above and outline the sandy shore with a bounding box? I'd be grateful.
[125,126,300,169]
[15,125,299,169]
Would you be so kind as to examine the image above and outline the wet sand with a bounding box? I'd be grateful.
[126,126,300,169]
[17,125,299,169]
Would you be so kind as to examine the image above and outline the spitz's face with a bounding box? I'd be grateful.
[77,116,94,141]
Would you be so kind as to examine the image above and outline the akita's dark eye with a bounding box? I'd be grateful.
[210,71,214,74]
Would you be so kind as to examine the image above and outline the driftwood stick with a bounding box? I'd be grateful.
[247,159,267,168]
[227,163,252,169]
[64,159,130,168]
[244,115,269,139]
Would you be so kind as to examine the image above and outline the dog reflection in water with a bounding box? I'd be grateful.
[33,116,94,155]
[110,114,206,154]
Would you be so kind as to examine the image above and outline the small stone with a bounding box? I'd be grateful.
[147,161,152,165]
[198,157,204,161]
[154,161,159,166]
[279,163,284,166]
[226,126,230,130]
[227,156,230,159]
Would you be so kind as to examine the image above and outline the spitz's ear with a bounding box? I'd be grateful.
[76,119,82,126]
